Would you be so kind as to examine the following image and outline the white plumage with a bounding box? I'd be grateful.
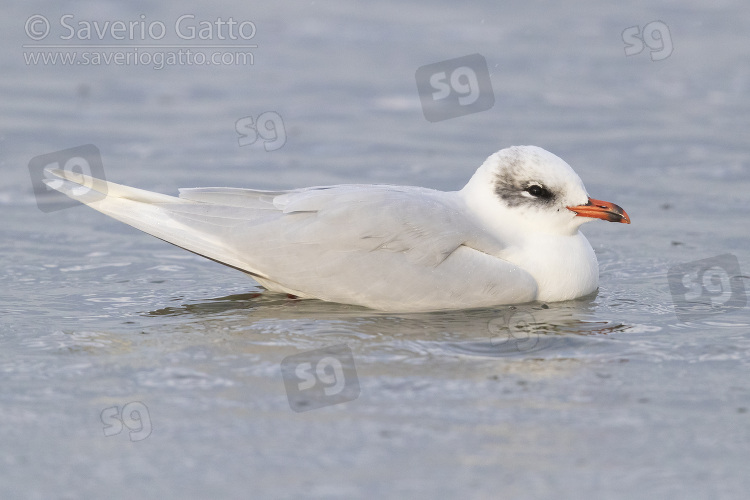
[46,145,629,312]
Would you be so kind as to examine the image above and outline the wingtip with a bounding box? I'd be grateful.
[47,168,66,179]
[45,167,94,185]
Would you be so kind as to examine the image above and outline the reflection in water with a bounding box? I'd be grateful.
[142,291,633,359]
[146,292,268,316]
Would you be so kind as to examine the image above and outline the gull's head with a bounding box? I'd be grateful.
[461,146,630,236]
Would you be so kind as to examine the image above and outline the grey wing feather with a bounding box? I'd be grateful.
[46,173,532,311]
[179,184,477,266]
[265,186,473,266]
[178,187,288,209]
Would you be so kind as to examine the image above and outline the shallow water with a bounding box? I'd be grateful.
[2,1,750,499]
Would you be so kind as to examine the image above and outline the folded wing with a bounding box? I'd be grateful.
[47,171,537,311]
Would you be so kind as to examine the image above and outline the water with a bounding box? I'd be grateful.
[2,1,750,498]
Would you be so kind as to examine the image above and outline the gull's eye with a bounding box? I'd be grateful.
[525,184,553,199]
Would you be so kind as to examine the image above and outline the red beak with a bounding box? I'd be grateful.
[567,197,631,224]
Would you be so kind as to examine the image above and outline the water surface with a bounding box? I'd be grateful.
[2,1,750,499]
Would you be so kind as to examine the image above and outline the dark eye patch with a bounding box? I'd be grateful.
[525,184,553,200]
[492,148,558,208]
[495,172,555,207]
[495,171,557,208]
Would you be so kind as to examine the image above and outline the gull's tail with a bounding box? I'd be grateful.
[44,169,267,277]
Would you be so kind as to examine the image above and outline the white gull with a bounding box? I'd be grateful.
[47,145,630,312]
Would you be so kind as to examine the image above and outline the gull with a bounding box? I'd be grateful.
[46,145,630,312]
